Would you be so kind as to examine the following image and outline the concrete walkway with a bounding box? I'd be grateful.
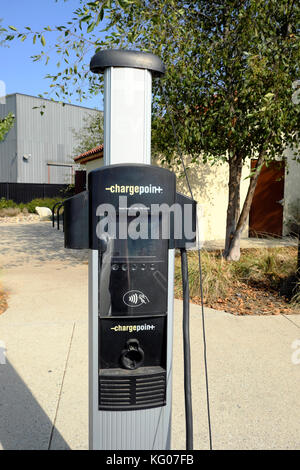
[0,222,300,450]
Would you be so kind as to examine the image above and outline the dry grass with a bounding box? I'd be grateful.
[292,280,300,304]
[0,291,8,315]
[0,208,21,218]
[0,280,8,315]
[175,247,299,306]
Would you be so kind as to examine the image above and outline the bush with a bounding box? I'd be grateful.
[24,197,63,213]
[0,207,21,218]
[0,197,64,215]
[292,284,300,304]
[174,247,298,304]
[175,250,234,303]
[0,197,18,210]
[232,247,296,290]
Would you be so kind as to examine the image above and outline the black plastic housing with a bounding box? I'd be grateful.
[63,167,197,251]
[90,49,166,77]
[174,192,197,249]
[63,164,197,412]
[64,191,89,249]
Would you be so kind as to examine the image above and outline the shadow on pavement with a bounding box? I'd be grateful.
[0,359,70,450]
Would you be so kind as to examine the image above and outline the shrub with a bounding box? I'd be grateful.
[25,197,63,213]
[0,207,21,218]
[174,247,298,304]
[0,197,64,215]
[291,279,300,305]
[175,250,234,303]
[0,197,18,209]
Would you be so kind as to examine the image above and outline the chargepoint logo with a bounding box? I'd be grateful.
[110,323,156,333]
[123,290,150,307]
[105,184,163,196]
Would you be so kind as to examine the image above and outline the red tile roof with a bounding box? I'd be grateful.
[74,144,104,163]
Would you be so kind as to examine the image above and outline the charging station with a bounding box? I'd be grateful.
[62,50,196,450]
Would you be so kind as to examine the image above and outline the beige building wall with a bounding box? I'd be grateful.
[85,158,104,174]
[283,147,300,235]
[161,157,251,242]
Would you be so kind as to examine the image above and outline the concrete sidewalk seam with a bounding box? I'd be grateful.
[47,322,76,450]
[281,314,300,329]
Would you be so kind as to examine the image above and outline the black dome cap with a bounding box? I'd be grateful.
[90,49,165,77]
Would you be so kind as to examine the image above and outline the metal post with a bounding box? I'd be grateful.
[297,227,300,275]
[89,50,174,450]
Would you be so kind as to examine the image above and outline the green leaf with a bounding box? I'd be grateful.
[0,113,15,142]
[41,35,46,46]
[87,22,95,33]
[8,25,17,31]
[96,8,104,25]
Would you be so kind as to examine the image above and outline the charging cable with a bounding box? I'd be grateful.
[162,87,213,450]
[180,247,193,450]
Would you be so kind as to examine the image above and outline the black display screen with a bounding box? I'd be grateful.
[112,237,164,259]
[98,213,169,317]
[98,214,168,261]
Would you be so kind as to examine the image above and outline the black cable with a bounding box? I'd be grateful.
[162,88,213,450]
[180,247,193,450]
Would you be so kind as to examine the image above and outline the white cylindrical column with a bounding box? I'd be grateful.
[104,67,152,165]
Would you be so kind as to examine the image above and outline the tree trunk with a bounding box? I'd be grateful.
[224,152,266,261]
[297,225,300,277]
[223,154,243,259]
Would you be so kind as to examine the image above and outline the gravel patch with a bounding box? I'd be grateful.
[0,214,42,224]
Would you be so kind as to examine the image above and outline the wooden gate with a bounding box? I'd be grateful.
[249,160,285,237]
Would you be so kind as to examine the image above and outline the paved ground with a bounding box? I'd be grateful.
[0,221,300,450]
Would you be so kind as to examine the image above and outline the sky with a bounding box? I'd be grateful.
[0,0,104,109]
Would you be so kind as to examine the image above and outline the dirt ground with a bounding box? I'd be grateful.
[202,282,299,315]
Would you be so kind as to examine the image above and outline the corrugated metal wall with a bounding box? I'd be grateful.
[0,182,69,203]
[0,93,100,184]
[0,95,18,182]
[17,94,99,184]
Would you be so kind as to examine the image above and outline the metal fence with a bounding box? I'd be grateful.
[0,182,70,203]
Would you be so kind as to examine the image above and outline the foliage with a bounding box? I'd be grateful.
[0,207,21,217]
[0,196,63,214]
[24,197,64,213]
[0,197,17,209]
[1,1,298,159]
[0,113,14,141]
[292,282,300,304]
[175,247,298,305]
[1,1,299,259]
[72,110,103,155]
[59,184,75,197]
